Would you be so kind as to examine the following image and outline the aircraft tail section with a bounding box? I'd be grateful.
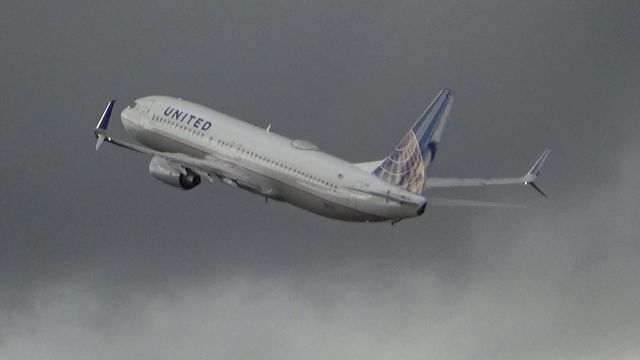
[369,88,454,195]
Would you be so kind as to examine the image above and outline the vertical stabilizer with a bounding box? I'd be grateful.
[371,88,454,194]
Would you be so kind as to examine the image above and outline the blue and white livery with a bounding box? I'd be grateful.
[371,88,454,194]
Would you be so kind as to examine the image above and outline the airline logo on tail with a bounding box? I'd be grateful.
[372,89,455,194]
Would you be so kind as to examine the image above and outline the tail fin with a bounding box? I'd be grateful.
[371,88,454,194]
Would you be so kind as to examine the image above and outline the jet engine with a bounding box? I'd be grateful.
[149,155,201,190]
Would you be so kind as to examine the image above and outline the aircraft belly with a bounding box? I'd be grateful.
[359,200,420,220]
[341,187,422,221]
[270,181,385,222]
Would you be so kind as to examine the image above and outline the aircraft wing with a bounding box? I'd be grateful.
[427,197,524,208]
[424,149,551,197]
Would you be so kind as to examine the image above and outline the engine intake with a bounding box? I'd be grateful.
[179,171,201,189]
[149,155,201,190]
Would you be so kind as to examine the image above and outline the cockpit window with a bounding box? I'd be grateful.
[130,101,138,110]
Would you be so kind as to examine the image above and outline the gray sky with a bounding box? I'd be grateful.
[1,1,640,359]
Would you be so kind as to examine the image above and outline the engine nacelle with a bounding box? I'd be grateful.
[149,155,201,190]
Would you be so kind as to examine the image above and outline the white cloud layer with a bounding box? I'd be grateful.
[2,137,638,359]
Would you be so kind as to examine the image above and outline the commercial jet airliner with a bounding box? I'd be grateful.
[94,89,550,223]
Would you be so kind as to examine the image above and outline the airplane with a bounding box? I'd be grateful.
[94,88,550,224]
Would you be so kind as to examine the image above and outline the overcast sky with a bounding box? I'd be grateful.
[1,1,639,359]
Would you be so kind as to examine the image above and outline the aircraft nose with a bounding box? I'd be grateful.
[121,107,131,122]
[120,106,139,135]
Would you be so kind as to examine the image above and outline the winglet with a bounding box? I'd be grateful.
[524,148,551,197]
[528,181,547,198]
[95,100,116,150]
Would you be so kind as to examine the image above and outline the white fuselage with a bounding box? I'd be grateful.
[121,96,426,222]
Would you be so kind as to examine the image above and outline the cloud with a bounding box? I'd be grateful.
[1,1,639,359]
[1,137,638,359]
